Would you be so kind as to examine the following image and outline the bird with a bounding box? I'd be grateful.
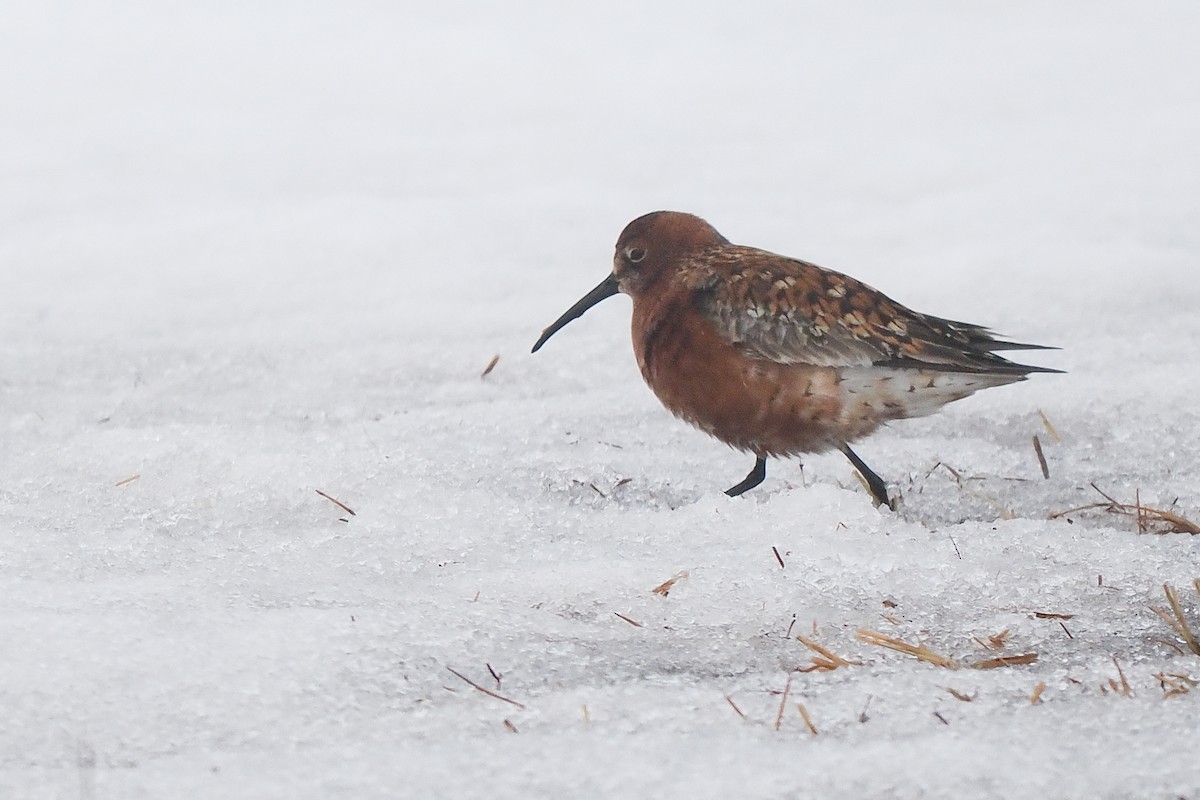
[531,211,1060,508]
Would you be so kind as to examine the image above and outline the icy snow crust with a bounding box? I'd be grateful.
[2,2,1199,798]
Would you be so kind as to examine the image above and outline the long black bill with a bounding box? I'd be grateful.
[531,273,620,353]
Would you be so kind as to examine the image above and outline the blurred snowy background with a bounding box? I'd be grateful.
[2,2,1198,798]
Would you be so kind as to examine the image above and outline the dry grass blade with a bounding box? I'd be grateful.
[480,354,500,378]
[1038,409,1062,442]
[796,703,818,735]
[1048,486,1199,535]
[856,628,960,669]
[944,687,975,702]
[115,474,141,487]
[315,488,356,516]
[971,653,1038,669]
[613,612,643,628]
[1029,682,1046,704]
[1033,611,1074,620]
[725,695,747,720]
[650,570,689,597]
[1110,656,1133,697]
[1032,435,1050,479]
[796,635,862,672]
[1154,672,1197,698]
[1155,583,1200,656]
[774,672,794,731]
[445,667,526,709]
[972,629,1010,651]
[1153,637,1187,656]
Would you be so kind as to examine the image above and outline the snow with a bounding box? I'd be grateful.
[2,2,1199,798]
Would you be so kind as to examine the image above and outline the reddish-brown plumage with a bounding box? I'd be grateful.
[533,211,1060,506]
[630,272,846,456]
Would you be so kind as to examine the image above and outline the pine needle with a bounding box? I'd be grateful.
[856,629,960,669]
[796,635,862,672]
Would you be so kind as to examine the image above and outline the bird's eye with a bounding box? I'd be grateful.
[626,246,647,263]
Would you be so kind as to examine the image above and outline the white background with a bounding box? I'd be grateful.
[2,2,1198,798]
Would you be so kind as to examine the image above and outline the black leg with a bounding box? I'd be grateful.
[725,456,767,497]
[840,444,891,508]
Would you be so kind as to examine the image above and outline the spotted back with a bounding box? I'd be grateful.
[687,245,1057,376]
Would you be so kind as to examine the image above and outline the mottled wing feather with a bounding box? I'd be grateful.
[690,245,1057,376]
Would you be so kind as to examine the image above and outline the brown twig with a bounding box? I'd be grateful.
[1048,485,1198,535]
[614,612,643,628]
[445,667,526,709]
[725,695,746,720]
[772,547,785,569]
[1032,435,1050,479]
[315,489,356,516]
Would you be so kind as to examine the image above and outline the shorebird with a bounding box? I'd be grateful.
[532,211,1059,507]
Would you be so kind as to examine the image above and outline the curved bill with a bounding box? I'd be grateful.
[531,273,620,352]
